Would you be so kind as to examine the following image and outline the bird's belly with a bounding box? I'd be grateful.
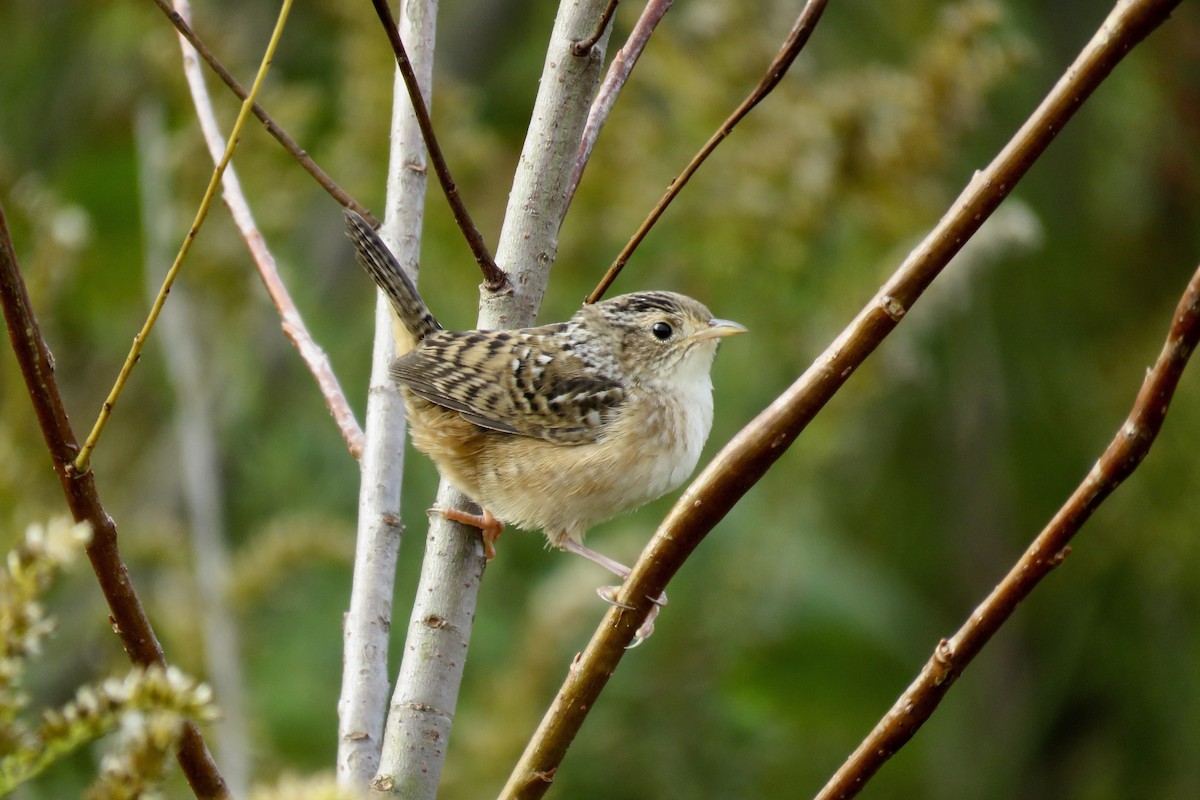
[473,395,712,543]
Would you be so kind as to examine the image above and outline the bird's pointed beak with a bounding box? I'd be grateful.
[690,318,747,342]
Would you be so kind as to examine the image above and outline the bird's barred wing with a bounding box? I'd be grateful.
[391,326,625,444]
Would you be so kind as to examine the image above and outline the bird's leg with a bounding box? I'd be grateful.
[559,539,667,647]
[430,506,503,560]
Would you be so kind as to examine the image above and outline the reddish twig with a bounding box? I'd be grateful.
[369,0,507,292]
[817,266,1200,799]
[571,0,619,56]
[585,0,829,303]
[0,203,230,799]
[174,0,366,460]
[148,0,378,226]
[500,0,1182,795]
[565,0,673,212]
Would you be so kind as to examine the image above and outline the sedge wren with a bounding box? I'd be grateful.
[346,211,744,639]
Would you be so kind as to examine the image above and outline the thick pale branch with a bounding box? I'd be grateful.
[174,0,365,460]
[585,0,829,303]
[338,0,438,789]
[501,0,1182,795]
[369,0,506,291]
[373,1,612,797]
[147,0,378,224]
[0,203,230,799]
[817,260,1200,798]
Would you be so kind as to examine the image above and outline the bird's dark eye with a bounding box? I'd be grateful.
[651,321,674,340]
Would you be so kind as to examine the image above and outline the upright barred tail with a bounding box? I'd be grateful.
[345,210,441,347]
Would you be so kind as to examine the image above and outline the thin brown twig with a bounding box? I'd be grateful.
[148,0,378,226]
[571,0,619,56]
[0,202,231,799]
[499,0,1181,795]
[174,0,366,460]
[565,0,673,212]
[585,0,829,303]
[817,265,1200,799]
[369,0,507,292]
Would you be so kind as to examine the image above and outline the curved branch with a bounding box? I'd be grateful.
[0,203,230,798]
[585,0,829,303]
[500,0,1182,795]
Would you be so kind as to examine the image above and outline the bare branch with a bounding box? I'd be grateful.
[371,1,613,797]
[565,0,673,212]
[75,0,297,472]
[501,0,1183,794]
[818,261,1200,796]
[0,201,231,799]
[173,0,364,460]
[147,0,378,225]
[585,0,829,303]
[369,0,507,291]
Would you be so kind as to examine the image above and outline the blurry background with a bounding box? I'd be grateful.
[2,0,1199,797]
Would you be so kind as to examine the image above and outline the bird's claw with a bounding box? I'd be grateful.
[596,585,666,647]
[428,506,503,560]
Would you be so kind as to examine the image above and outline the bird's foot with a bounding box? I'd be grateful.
[559,539,666,646]
[597,585,668,648]
[430,506,503,560]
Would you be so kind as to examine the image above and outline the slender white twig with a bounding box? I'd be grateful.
[174,0,365,460]
[336,0,438,789]
[371,1,614,796]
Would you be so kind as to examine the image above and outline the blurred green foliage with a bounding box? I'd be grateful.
[2,0,1199,797]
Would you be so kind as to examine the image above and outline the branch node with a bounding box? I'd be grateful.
[879,294,907,321]
[572,0,619,56]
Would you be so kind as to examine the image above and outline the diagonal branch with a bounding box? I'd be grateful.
[585,0,830,303]
[74,0,295,472]
[147,0,378,225]
[565,0,673,212]
[173,0,365,460]
[817,259,1200,797]
[369,0,507,291]
[0,202,230,799]
[500,0,1182,795]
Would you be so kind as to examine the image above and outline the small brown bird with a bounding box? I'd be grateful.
[346,211,744,640]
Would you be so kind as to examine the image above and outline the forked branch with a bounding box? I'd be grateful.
[501,0,1182,795]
